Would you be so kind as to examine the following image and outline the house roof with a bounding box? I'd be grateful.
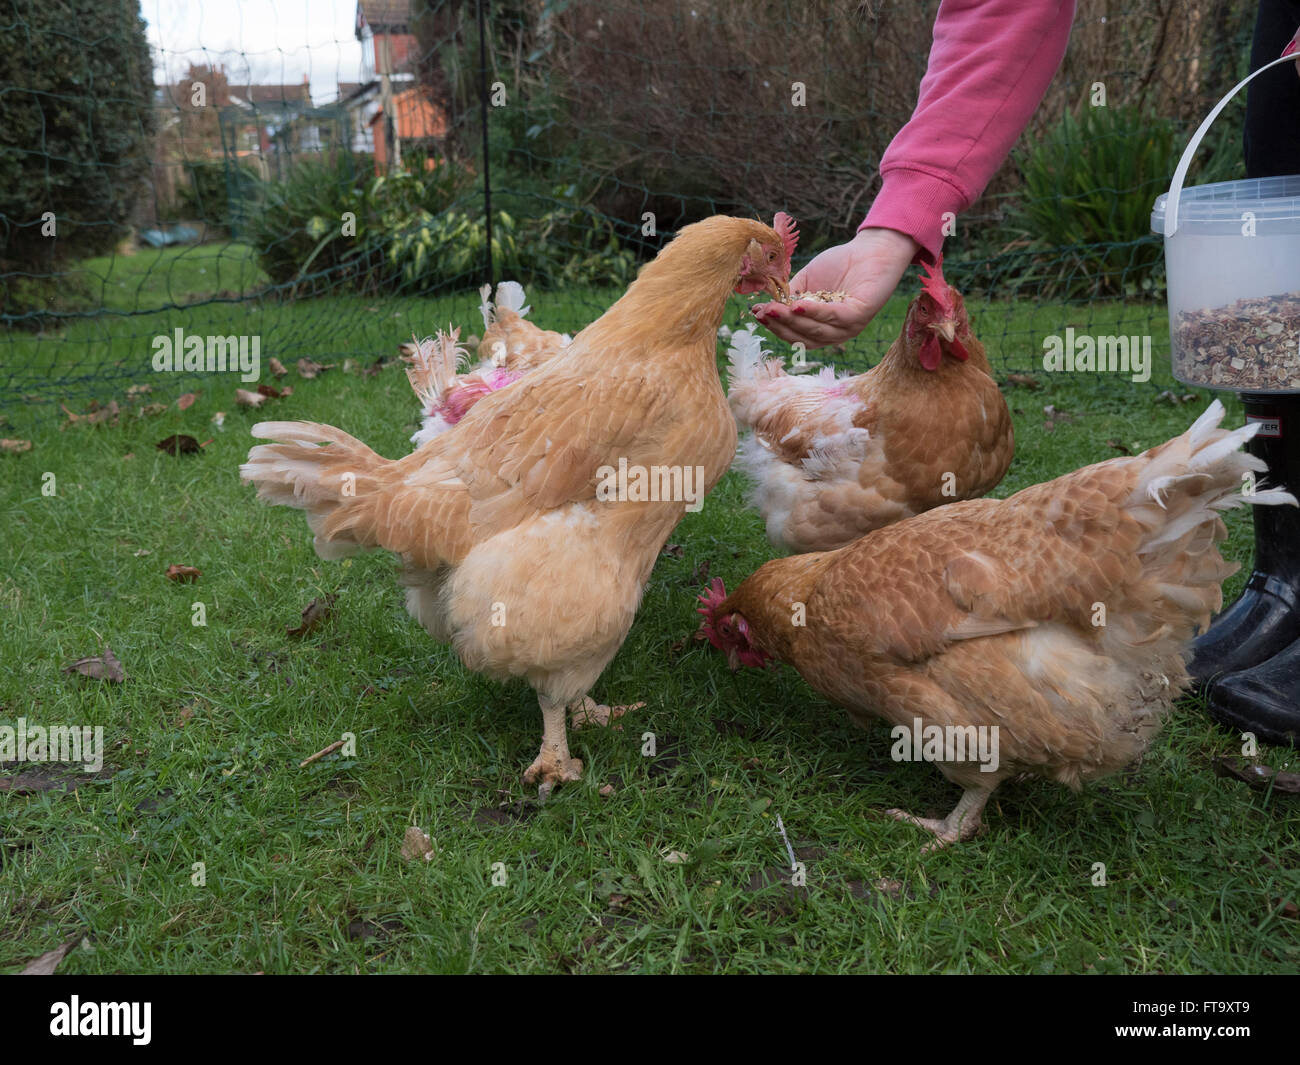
[156,77,311,111]
[229,83,312,107]
[356,1,412,37]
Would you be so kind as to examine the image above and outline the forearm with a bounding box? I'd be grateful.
[862,0,1076,258]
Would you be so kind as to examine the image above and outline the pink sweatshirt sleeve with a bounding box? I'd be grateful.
[861,0,1076,259]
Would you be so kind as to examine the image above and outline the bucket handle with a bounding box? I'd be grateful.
[1165,51,1299,238]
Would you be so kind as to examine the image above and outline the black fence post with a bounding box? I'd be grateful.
[477,0,493,288]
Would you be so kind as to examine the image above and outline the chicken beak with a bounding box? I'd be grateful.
[932,319,957,343]
[764,274,789,302]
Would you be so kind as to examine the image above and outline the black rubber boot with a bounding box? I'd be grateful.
[1207,646,1300,748]
[1188,394,1300,689]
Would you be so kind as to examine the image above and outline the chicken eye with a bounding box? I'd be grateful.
[766,250,776,263]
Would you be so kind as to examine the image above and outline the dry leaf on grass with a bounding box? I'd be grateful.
[234,388,267,408]
[1003,373,1042,390]
[297,358,336,379]
[155,434,202,455]
[287,593,338,637]
[165,564,201,582]
[1212,757,1300,794]
[401,826,436,863]
[61,400,119,427]
[0,439,32,453]
[19,936,79,975]
[269,357,288,377]
[177,391,199,410]
[62,645,127,683]
[1043,404,1078,432]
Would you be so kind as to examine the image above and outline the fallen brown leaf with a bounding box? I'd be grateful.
[401,825,436,862]
[165,564,201,582]
[19,936,79,975]
[287,593,338,637]
[0,439,32,453]
[1212,757,1300,794]
[61,400,119,427]
[62,645,127,683]
[155,434,201,455]
[1004,373,1042,390]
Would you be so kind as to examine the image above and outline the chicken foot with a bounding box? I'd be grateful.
[886,786,993,852]
[524,696,646,800]
[568,696,646,730]
[524,696,584,802]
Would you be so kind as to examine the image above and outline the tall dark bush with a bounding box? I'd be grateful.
[0,0,157,272]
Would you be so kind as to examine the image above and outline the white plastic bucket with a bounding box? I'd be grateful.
[1151,52,1300,393]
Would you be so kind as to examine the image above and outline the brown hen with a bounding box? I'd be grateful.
[699,401,1296,848]
[727,258,1013,552]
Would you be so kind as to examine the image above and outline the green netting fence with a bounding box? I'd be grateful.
[0,0,1261,424]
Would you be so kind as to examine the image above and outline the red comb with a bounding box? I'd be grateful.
[697,576,728,614]
[773,212,799,266]
[919,254,955,315]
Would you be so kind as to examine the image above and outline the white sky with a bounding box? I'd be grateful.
[143,0,367,104]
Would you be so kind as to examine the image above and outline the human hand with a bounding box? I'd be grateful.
[751,227,923,349]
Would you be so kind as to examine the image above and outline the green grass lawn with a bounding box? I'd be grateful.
[1,250,1298,974]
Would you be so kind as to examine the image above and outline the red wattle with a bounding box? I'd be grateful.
[947,337,970,362]
[919,335,942,371]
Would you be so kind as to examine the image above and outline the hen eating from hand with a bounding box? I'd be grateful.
[728,257,1014,552]
[243,213,797,796]
[699,401,1296,848]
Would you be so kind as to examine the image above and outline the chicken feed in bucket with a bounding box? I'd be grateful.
[1153,53,1300,393]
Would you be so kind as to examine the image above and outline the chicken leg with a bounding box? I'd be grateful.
[886,785,993,852]
[524,696,584,801]
[524,696,648,799]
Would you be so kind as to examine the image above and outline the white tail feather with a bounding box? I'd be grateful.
[726,325,782,385]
